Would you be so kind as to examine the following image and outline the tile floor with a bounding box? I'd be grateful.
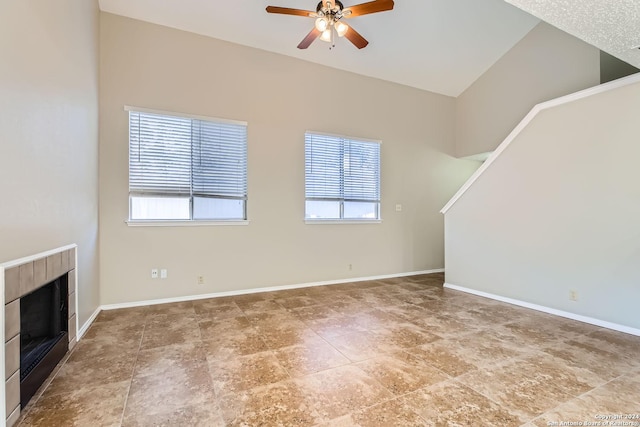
[17,273,640,426]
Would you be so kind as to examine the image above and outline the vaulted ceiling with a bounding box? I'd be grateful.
[98,0,640,97]
[505,0,640,71]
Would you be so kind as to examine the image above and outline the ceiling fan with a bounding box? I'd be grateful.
[266,0,395,49]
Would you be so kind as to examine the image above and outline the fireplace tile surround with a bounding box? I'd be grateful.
[1,245,78,427]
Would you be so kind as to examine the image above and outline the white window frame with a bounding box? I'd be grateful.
[125,106,249,227]
[304,131,381,224]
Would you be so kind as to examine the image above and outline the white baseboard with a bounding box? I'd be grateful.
[101,269,444,311]
[444,283,640,337]
[77,306,101,339]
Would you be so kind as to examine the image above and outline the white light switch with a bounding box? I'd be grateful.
[160,269,167,279]
[395,204,402,212]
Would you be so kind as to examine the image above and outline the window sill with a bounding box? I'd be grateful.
[304,219,382,225]
[125,220,249,227]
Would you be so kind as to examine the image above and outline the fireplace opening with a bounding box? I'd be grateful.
[20,274,69,408]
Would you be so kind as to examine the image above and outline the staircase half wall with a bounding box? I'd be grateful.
[441,73,640,333]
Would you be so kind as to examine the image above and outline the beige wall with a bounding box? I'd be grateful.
[445,77,640,329]
[455,22,600,158]
[99,13,479,305]
[0,1,100,325]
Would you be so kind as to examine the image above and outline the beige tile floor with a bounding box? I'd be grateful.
[17,273,640,426]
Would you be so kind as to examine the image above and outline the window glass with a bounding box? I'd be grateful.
[130,196,190,220]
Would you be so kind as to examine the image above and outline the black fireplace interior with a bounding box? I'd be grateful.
[20,274,69,408]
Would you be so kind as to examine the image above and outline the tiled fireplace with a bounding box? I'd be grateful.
[1,245,78,427]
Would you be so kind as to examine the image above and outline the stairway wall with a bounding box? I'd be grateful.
[444,77,640,330]
[455,22,600,158]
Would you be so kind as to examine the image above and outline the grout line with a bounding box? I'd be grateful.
[23,274,640,425]
[117,322,146,426]
[450,377,528,422]
[526,369,633,425]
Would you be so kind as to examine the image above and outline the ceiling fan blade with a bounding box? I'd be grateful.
[344,25,369,49]
[298,28,321,49]
[265,6,315,17]
[345,0,394,17]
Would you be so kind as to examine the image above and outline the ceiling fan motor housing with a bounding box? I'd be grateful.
[316,1,344,15]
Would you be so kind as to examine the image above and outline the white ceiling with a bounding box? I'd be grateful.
[505,0,640,70]
[97,0,640,96]
[98,0,540,97]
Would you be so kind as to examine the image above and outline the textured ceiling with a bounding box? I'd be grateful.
[98,0,540,97]
[505,0,640,69]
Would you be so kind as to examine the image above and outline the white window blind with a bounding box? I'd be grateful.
[128,109,247,221]
[305,132,380,220]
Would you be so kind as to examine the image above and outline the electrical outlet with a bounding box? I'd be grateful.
[348,264,353,271]
[395,204,402,212]
[569,290,578,301]
[160,269,168,279]
[197,275,205,285]
[151,269,158,279]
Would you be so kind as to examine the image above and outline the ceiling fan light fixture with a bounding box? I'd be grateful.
[266,0,394,49]
[335,20,349,37]
[320,28,333,43]
[315,17,329,32]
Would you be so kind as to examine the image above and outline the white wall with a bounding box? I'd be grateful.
[455,22,600,158]
[444,77,640,329]
[99,13,479,305]
[0,1,100,326]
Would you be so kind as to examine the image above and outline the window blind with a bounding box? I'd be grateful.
[128,109,247,220]
[305,132,380,219]
[191,119,247,199]
[129,110,247,198]
[129,112,192,195]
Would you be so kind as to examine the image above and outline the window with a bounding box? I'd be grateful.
[128,108,247,221]
[305,132,381,221]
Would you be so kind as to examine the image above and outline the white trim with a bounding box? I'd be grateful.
[0,243,78,269]
[78,306,101,339]
[305,219,382,225]
[126,220,249,227]
[124,105,247,126]
[101,269,444,311]
[441,72,640,214]
[444,283,640,337]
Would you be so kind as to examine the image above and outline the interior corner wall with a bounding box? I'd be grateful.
[98,13,480,305]
[445,79,640,330]
[0,1,101,326]
[600,50,640,84]
[454,22,600,158]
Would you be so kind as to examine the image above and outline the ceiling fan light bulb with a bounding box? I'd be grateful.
[335,21,349,37]
[315,17,329,32]
[320,28,333,42]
